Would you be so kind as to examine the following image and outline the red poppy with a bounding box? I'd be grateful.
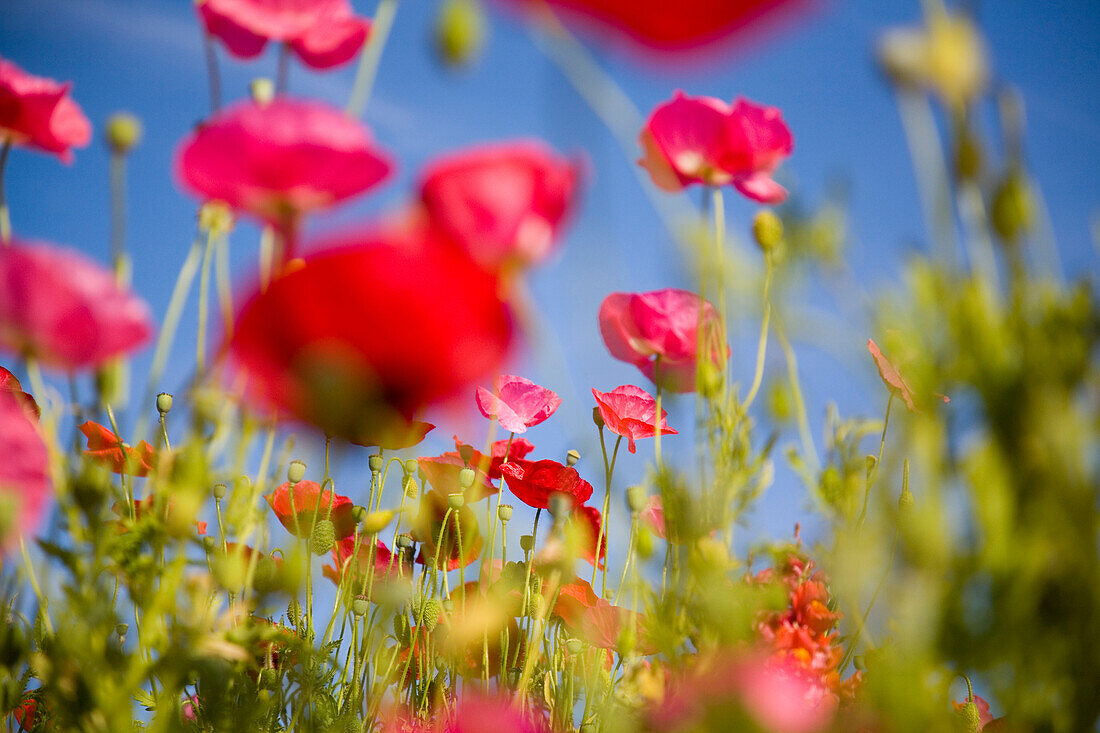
[418,453,498,502]
[499,458,593,510]
[565,504,605,568]
[592,385,677,454]
[475,374,562,434]
[419,141,581,275]
[228,229,514,442]
[552,575,600,630]
[263,479,355,539]
[0,366,39,422]
[349,417,435,450]
[411,489,484,571]
[599,288,725,393]
[495,0,801,55]
[579,599,656,655]
[0,391,50,548]
[0,240,153,371]
[0,56,91,162]
[451,435,535,480]
[198,0,372,70]
[640,93,793,203]
[175,98,393,245]
[79,421,156,476]
[322,533,408,589]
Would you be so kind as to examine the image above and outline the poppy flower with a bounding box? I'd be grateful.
[349,417,435,450]
[411,489,484,571]
[639,93,793,203]
[0,391,50,548]
[640,494,666,540]
[175,98,393,246]
[451,435,535,480]
[599,288,725,393]
[228,229,514,442]
[565,504,605,568]
[418,452,498,502]
[442,694,547,733]
[198,0,372,70]
[264,479,355,539]
[0,366,39,422]
[0,56,91,162]
[579,598,656,655]
[475,374,562,434]
[322,534,408,589]
[867,338,948,413]
[79,421,156,476]
[499,458,593,510]
[552,575,600,630]
[0,240,153,371]
[419,141,581,275]
[592,385,677,454]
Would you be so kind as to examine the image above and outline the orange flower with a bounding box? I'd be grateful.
[79,421,155,476]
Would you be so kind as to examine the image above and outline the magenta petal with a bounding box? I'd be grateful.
[598,292,652,365]
[475,385,527,433]
[0,391,51,548]
[638,91,733,189]
[476,375,561,432]
[291,11,370,69]
[200,2,269,58]
[733,173,788,204]
[629,289,706,362]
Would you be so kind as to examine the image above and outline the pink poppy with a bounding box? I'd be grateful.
[175,98,393,246]
[349,417,435,450]
[639,93,793,203]
[79,421,157,477]
[599,288,725,393]
[228,228,514,442]
[0,240,153,371]
[264,479,356,539]
[640,494,666,539]
[0,391,50,548]
[592,385,677,454]
[419,141,581,274]
[451,435,535,480]
[443,694,549,733]
[0,366,40,422]
[0,56,91,162]
[475,374,562,434]
[499,458,593,510]
[198,0,372,70]
[418,452,498,502]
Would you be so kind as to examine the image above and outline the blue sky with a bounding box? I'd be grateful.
[3,0,1098,564]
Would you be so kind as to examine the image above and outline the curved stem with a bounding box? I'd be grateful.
[742,256,774,411]
[857,394,893,530]
[775,317,819,469]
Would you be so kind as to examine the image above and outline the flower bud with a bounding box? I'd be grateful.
[396,533,413,550]
[626,485,646,514]
[403,475,418,498]
[547,491,573,518]
[202,536,216,552]
[309,519,336,556]
[116,623,129,637]
[497,504,513,523]
[592,406,605,428]
[565,449,580,467]
[752,210,784,253]
[368,454,384,473]
[898,488,915,515]
[351,596,369,617]
[156,392,173,414]
[287,460,306,485]
[351,505,367,524]
[287,598,301,625]
[959,701,981,733]
[106,112,142,155]
[447,493,465,510]
[458,467,476,489]
[991,171,1033,242]
[250,78,274,105]
[393,613,411,644]
[520,534,534,553]
[435,0,485,68]
[212,483,226,500]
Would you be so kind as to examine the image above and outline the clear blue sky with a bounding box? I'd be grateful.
[3,0,1098,559]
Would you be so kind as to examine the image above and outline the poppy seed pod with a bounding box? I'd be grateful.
[396,533,413,550]
[369,454,384,473]
[447,492,465,510]
[457,443,475,465]
[105,112,142,155]
[351,505,367,524]
[287,460,307,485]
[458,467,476,489]
[156,392,173,414]
[497,504,513,523]
[592,406,605,428]
[310,519,336,556]
[212,483,227,500]
[566,449,580,467]
[351,596,369,617]
[250,78,274,104]
[404,459,418,475]
[565,637,585,655]
[520,534,534,552]
[626,485,646,514]
[752,210,783,253]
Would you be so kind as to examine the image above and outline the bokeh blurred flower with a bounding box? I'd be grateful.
[0,366,39,422]
[552,575,600,630]
[867,337,948,413]
[264,479,355,539]
[322,534,408,589]
[0,390,50,548]
[640,494,666,539]
[412,488,484,571]
[176,99,393,245]
[0,56,91,162]
[580,598,656,654]
[475,374,562,434]
[419,141,581,275]
[228,230,514,442]
[418,452,498,502]
[565,503,605,568]
[499,458,593,510]
[198,0,372,70]
[592,384,676,453]
[79,420,156,476]
[878,10,988,108]
[441,693,547,732]
[599,288,725,393]
[349,417,435,450]
[0,240,153,371]
[451,435,535,479]
[639,93,793,203]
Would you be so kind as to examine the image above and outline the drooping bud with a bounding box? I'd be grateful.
[351,505,367,524]
[212,483,227,500]
[368,454,384,473]
[309,519,336,556]
[565,449,580,467]
[106,112,142,155]
[626,485,646,514]
[458,467,476,489]
[497,504,513,523]
[250,78,274,105]
[447,493,465,510]
[156,392,173,414]
[959,701,981,733]
[287,460,306,485]
[752,210,784,254]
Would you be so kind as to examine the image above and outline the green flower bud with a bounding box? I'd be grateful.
[116,623,129,637]
[414,598,442,631]
[202,536,216,552]
[960,701,981,733]
[565,638,585,655]
[287,460,306,485]
[497,504,513,523]
[369,454,384,473]
[435,0,485,67]
[106,112,142,155]
[520,534,534,553]
[250,78,274,105]
[156,392,173,414]
[403,474,418,498]
[626,485,646,514]
[393,613,411,644]
[447,493,465,510]
[351,505,367,524]
[592,406,605,428]
[287,598,301,625]
[351,596,369,617]
[310,519,336,556]
[458,466,476,489]
[898,489,915,514]
[212,483,227,500]
[991,171,1033,242]
[565,449,580,467]
[752,210,784,253]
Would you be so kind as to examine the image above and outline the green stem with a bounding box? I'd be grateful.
[742,256,774,410]
[775,318,820,469]
[857,395,893,530]
[196,228,216,374]
[275,42,290,95]
[202,33,222,113]
[0,137,12,245]
[214,232,233,337]
[345,0,399,118]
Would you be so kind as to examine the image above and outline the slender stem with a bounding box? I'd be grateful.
[775,318,819,469]
[345,0,399,119]
[0,138,12,245]
[202,33,222,113]
[258,226,274,292]
[653,363,663,467]
[711,187,727,329]
[742,256,774,410]
[857,395,893,530]
[196,228,216,374]
[19,536,53,633]
[592,432,621,593]
[612,517,637,607]
[839,529,898,673]
[214,232,233,337]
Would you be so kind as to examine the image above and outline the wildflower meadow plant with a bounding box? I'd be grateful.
[1,2,1098,732]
